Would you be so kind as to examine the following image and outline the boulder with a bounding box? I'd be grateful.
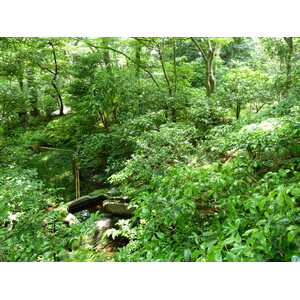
[102,200,136,216]
[63,213,79,226]
[93,214,120,243]
[67,195,106,213]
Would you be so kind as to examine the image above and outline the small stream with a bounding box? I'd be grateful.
[74,209,91,221]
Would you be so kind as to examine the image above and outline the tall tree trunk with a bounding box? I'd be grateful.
[17,79,28,126]
[236,99,241,119]
[171,38,177,122]
[191,37,218,97]
[101,38,116,125]
[27,69,39,117]
[48,42,64,116]
[135,43,142,78]
[153,39,177,122]
[283,37,293,94]
[102,38,112,74]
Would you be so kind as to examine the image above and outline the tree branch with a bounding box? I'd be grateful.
[191,37,207,62]
[84,40,160,87]
[36,62,55,75]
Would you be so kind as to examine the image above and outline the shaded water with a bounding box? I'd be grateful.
[74,209,91,221]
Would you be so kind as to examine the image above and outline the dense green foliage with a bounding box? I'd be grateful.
[1,37,300,262]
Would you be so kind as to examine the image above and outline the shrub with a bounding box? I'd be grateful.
[0,167,103,262]
[110,123,197,186]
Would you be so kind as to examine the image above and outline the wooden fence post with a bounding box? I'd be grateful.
[73,156,80,199]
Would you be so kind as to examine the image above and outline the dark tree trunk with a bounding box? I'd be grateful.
[37,42,64,116]
[17,79,28,125]
[135,43,142,78]
[236,99,241,119]
[49,42,64,116]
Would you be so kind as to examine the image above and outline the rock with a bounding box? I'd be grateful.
[67,195,105,213]
[93,214,120,243]
[107,188,121,196]
[102,200,136,216]
[88,189,107,197]
[63,213,79,226]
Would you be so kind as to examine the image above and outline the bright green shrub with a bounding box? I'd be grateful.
[199,166,300,262]
[110,123,197,186]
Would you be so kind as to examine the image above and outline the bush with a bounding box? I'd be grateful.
[0,167,105,262]
[110,123,197,186]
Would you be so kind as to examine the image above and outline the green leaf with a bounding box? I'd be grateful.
[286,225,299,231]
[287,231,297,243]
[214,250,223,262]
[235,219,241,228]
[184,249,192,262]
[257,232,266,246]
[284,194,294,208]
[226,252,238,262]
[258,198,266,211]
[256,219,267,226]
[222,236,236,245]
[156,232,165,240]
[243,228,257,236]
[277,218,290,223]
[191,249,202,260]
[207,249,222,262]
[290,188,300,198]
[231,245,247,252]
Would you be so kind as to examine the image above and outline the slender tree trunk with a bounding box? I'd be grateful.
[153,39,177,121]
[157,45,173,96]
[48,42,64,116]
[236,99,241,119]
[52,82,64,116]
[171,38,177,122]
[191,37,217,97]
[283,37,293,94]
[102,38,112,74]
[135,43,142,78]
[27,70,39,117]
[173,38,178,94]
[17,79,28,125]
[205,60,216,97]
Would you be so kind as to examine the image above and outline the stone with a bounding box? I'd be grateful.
[93,214,120,243]
[88,189,107,197]
[107,188,121,196]
[102,200,136,216]
[67,195,105,213]
[63,213,79,226]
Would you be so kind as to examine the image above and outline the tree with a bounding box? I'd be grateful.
[191,37,232,97]
[283,37,294,94]
[34,39,67,116]
[0,38,31,125]
[260,37,298,97]
[219,66,273,119]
